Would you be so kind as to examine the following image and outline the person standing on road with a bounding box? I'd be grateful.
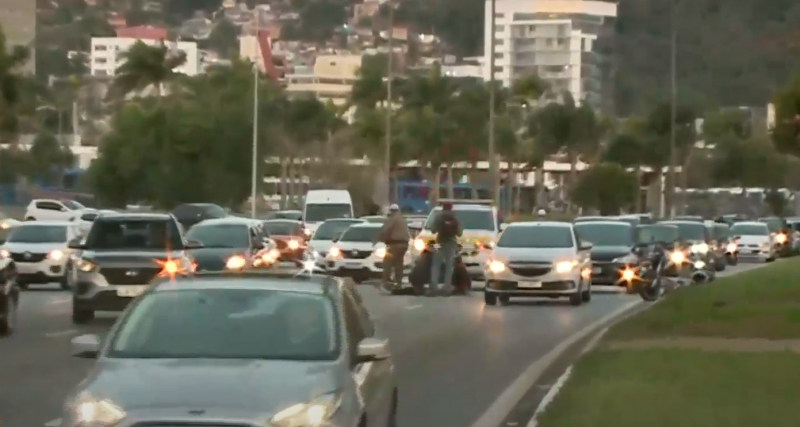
[377,204,410,290]
[429,202,461,296]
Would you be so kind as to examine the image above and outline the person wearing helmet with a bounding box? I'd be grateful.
[376,204,410,289]
[536,208,547,218]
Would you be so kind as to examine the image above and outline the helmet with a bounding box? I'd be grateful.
[536,209,547,216]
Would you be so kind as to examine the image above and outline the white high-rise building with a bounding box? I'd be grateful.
[483,0,617,110]
[90,27,199,77]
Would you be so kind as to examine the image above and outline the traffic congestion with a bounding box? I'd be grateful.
[0,193,789,427]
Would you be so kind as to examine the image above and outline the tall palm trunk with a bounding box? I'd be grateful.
[446,164,454,198]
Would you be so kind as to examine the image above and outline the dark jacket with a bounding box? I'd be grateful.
[431,210,462,243]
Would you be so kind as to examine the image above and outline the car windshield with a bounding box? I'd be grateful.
[635,226,678,244]
[664,222,706,241]
[313,220,362,240]
[262,221,302,236]
[712,225,731,239]
[497,225,573,248]
[7,225,67,243]
[186,224,249,248]
[574,223,633,246]
[304,204,352,222]
[731,224,769,236]
[108,288,339,360]
[62,200,85,210]
[759,218,783,232]
[339,226,380,242]
[424,209,495,231]
[172,204,226,219]
[85,219,184,250]
[268,211,302,220]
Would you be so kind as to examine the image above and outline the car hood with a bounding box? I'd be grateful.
[738,235,770,245]
[80,359,343,415]
[416,230,496,245]
[492,247,575,262]
[333,241,375,251]
[308,240,334,254]
[590,246,633,262]
[2,242,67,252]
[82,250,186,268]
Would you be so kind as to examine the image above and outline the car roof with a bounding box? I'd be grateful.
[509,221,573,228]
[574,220,631,227]
[262,218,302,223]
[732,221,767,227]
[322,218,364,223]
[98,212,173,220]
[638,223,677,228]
[431,204,493,211]
[348,222,383,228]
[151,272,339,295]
[17,220,73,227]
[660,220,703,225]
[193,217,258,226]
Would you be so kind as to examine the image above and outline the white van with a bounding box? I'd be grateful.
[303,190,354,232]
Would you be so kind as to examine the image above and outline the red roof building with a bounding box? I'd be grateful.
[115,25,168,40]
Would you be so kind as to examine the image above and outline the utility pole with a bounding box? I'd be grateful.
[667,0,677,218]
[251,18,260,218]
[488,0,498,206]
[384,2,394,208]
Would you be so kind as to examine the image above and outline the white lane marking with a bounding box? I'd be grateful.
[581,326,609,355]
[48,298,72,305]
[45,418,61,427]
[405,304,422,310]
[468,298,642,427]
[526,367,573,427]
[45,329,78,338]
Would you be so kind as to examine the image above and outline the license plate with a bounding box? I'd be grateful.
[751,250,759,254]
[518,281,541,288]
[592,267,602,274]
[117,285,148,297]
[343,262,362,269]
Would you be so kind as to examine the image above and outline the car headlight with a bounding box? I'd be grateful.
[776,233,787,244]
[49,250,64,261]
[304,228,312,236]
[413,238,426,251]
[612,253,637,264]
[226,255,247,269]
[271,392,341,427]
[0,249,8,259]
[693,260,706,269]
[288,240,300,250]
[77,258,98,272]
[73,396,127,426]
[0,221,10,230]
[487,260,505,273]
[690,243,709,254]
[374,247,386,258]
[669,251,686,264]
[555,260,577,273]
[328,247,341,258]
[726,243,737,252]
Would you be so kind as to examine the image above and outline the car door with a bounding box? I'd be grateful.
[36,200,66,220]
[343,289,393,427]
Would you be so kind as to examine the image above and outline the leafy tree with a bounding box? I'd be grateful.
[571,163,638,215]
[111,41,188,98]
[0,147,29,184]
[28,132,75,185]
[207,19,240,57]
[0,27,30,136]
[771,74,800,158]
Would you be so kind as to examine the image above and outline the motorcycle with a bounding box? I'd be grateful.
[688,255,715,284]
[628,241,688,301]
[404,243,471,296]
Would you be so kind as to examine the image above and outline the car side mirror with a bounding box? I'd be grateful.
[579,241,593,251]
[356,337,390,363]
[71,334,100,358]
[185,240,203,249]
[67,239,85,250]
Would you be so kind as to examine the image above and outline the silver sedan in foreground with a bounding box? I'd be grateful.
[62,271,398,427]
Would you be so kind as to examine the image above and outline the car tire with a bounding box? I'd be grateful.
[0,294,17,336]
[387,388,398,427]
[71,301,95,324]
[581,285,592,303]
[569,287,583,306]
[484,292,497,305]
[59,268,71,290]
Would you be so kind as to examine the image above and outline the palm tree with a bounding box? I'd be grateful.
[111,41,187,98]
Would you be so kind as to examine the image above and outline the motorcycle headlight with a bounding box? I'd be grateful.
[693,260,706,269]
[73,395,127,426]
[77,258,98,272]
[374,247,387,258]
[555,260,577,273]
[226,255,247,269]
[776,233,787,244]
[669,251,686,264]
[413,238,426,252]
[690,243,709,254]
[726,243,737,252]
[270,392,341,427]
[487,260,505,273]
[612,253,637,264]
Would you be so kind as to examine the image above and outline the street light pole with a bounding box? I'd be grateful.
[251,18,260,218]
[667,0,677,218]
[384,2,394,208]
[488,0,498,206]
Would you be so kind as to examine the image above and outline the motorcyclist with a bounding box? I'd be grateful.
[376,204,410,290]
[535,208,547,219]
[428,202,461,296]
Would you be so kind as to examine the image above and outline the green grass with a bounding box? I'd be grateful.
[536,348,800,427]
[608,260,800,340]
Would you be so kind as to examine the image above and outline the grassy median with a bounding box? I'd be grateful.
[536,261,800,427]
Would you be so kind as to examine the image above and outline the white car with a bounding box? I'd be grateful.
[325,223,411,283]
[307,218,365,269]
[75,209,116,236]
[484,221,593,306]
[412,200,503,279]
[24,199,91,221]
[730,221,777,262]
[1,221,81,289]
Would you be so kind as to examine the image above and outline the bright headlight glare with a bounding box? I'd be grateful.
[271,393,341,426]
[726,243,737,252]
[288,240,300,250]
[694,260,706,269]
[374,247,387,258]
[0,249,8,259]
[328,247,341,257]
[76,398,126,425]
[49,249,64,260]
[413,239,426,251]
[621,268,635,281]
[670,251,686,264]
[226,255,246,269]
[0,222,9,229]
[555,261,577,273]
[691,243,709,254]
[776,233,787,243]
[488,260,505,273]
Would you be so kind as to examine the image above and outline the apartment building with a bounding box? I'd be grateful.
[0,0,36,74]
[284,55,361,106]
[483,0,617,111]
[90,26,199,77]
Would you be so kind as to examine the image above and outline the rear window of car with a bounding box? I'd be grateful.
[498,225,574,248]
[86,218,184,250]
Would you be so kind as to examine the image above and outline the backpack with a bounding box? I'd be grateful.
[438,213,459,240]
